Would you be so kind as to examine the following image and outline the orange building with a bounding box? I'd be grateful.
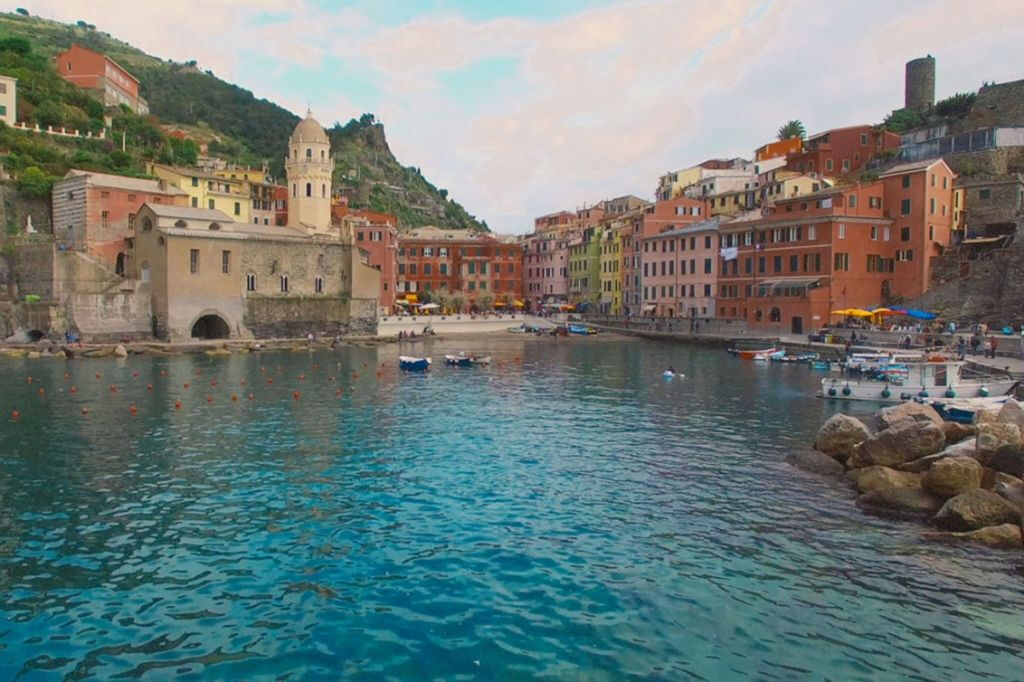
[785,125,900,176]
[715,158,955,333]
[396,227,523,311]
[755,137,802,161]
[54,44,148,114]
[334,205,399,311]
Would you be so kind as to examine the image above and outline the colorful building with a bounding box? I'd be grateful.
[213,166,277,226]
[598,223,622,314]
[147,163,252,224]
[568,228,601,307]
[755,137,802,162]
[0,74,16,125]
[640,218,721,317]
[334,205,399,312]
[785,125,900,176]
[523,228,575,308]
[54,44,148,114]
[395,227,522,311]
[51,169,189,272]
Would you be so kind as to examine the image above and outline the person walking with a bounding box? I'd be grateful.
[988,336,998,359]
[970,334,981,356]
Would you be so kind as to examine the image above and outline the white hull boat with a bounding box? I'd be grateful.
[821,358,1017,403]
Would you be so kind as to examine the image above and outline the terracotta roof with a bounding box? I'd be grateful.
[61,169,187,195]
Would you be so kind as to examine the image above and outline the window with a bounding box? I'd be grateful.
[848,195,857,208]
[424,264,432,275]
[943,177,948,189]
[409,264,417,275]
[929,225,934,241]
[440,263,448,275]
[280,275,289,292]
[315,276,323,294]
[870,225,878,240]
[838,223,846,239]
[979,188,991,200]
[842,159,850,172]
[189,249,199,274]
[758,257,765,274]
[826,159,833,171]
[221,250,230,274]
[208,199,215,210]
[896,249,914,262]
[234,201,241,216]
[900,199,911,215]
[704,258,712,274]
[101,210,109,228]
[773,256,782,273]
[703,284,712,296]
[929,198,935,215]
[834,253,849,271]
[930,174,935,187]
[807,225,816,240]
[191,197,198,208]
[883,226,891,241]
[704,236,711,249]
[869,196,882,209]
[860,133,868,146]
[900,227,911,241]
[357,231,364,241]
[398,263,405,275]
[902,175,911,189]
[246,273,256,291]
[789,255,798,272]
[128,213,135,231]
[306,183,312,197]
[306,148,312,159]
[191,177,199,187]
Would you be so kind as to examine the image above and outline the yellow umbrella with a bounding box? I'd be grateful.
[871,307,892,314]
[846,309,874,318]
[830,309,853,316]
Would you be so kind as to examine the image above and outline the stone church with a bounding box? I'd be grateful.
[129,113,380,341]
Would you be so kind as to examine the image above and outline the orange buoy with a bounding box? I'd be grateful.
[210,379,218,386]
[231,393,238,402]
[240,379,246,386]
[70,386,78,394]
[82,406,89,415]
[352,372,358,379]
[129,404,138,415]
[174,400,182,410]
[292,390,300,400]
[266,377,273,385]
[160,370,167,377]
[206,395,213,403]
[37,388,45,397]
[132,371,139,378]
[95,372,101,379]
[183,382,190,389]
[247,393,254,400]
[299,374,305,381]
[11,409,19,420]
[109,384,118,393]
[335,388,342,396]
[26,376,32,384]
[146,383,153,391]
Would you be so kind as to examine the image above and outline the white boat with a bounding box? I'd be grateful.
[469,355,491,365]
[821,358,1017,403]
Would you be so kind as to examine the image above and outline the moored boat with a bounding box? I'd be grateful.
[567,323,597,335]
[738,347,777,360]
[444,354,472,367]
[469,355,491,365]
[821,358,1017,403]
[399,356,431,371]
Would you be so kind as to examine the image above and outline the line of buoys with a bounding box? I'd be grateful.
[11,409,19,420]
[146,383,153,391]
[129,404,138,415]
[231,393,238,401]
[292,390,300,400]
[174,400,182,410]
[81,407,89,415]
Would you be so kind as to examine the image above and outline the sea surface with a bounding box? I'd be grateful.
[1,336,1023,680]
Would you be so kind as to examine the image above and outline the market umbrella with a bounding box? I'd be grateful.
[830,309,853,316]
[904,308,937,320]
[845,309,874,318]
[418,303,439,310]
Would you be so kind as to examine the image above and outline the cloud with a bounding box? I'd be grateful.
[18,0,1024,233]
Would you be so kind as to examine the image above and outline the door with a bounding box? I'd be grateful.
[791,316,803,334]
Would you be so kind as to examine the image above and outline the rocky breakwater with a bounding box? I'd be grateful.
[789,400,1024,550]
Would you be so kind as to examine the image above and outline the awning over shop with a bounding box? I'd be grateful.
[770,278,820,292]
[643,304,657,312]
[513,300,525,308]
[405,294,419,303]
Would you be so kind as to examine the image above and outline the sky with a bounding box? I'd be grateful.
[20,0,1024,233]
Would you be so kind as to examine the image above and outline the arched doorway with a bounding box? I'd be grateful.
[191,314,230,340]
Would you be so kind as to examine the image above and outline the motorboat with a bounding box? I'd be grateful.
[507,324,527,333]
[399,356,431,371]
[752,349,783,362]
[821,358,1017,403]
[444,354,472,367]
[469,355,491,365]
[567,323,597,335]
[929,396,1011,424]
[736,347,777,359]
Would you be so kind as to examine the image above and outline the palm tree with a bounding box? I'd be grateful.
[777,120,806,141]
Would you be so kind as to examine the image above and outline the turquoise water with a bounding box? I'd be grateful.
[1,337,1023,680]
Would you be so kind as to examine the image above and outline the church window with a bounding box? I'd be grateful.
[306,148,312,159]
[280,275,289,293]
[320,150,325,160]
[315,276,323,294]
[306,183,312,197]
[246,273,256,291]
[292,184,296,198]
[322,184,326,198]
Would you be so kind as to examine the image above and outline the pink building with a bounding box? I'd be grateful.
[641,196,707,237]
[523,229,576,308]
[640,217,721,317]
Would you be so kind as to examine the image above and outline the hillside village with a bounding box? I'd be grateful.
[0,13,1022,343]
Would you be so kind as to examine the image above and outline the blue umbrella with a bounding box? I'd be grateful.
[904,308,937,320]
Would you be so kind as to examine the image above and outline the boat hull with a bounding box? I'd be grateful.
[399,356,431,371]
[738,347,777,359]
[444,355,472,367]
[820,377,1017,403]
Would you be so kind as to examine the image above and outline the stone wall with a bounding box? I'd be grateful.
[0,241,55,301]
[244,296,377,338]
[0,181,52,236]
[957,174,1024,230]
[67,291,152,341]
[0,300,62,339]
[946,148,1024,178]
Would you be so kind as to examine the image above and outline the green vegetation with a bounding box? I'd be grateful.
[0,11,486,230]
[934,92,977,118]
[881,108,927,134]
[777,120,805,141]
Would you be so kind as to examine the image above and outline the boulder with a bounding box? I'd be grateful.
[204,348,231,356]
[981,469,1021,491]
[922,524,1023,549]
[874,402,943,432]
[847,466,921,493]
[55,350,66,359]
[847,421,945,469]
[785,450,845,476]
[922,456,982,499]
[934,489,1021,531]
[987,443,1024,477]
[813,414,871,461]
[899,438,977,473]
[83,347,112,358]
[993,480,1024,514]
[975,422,1022,465]
[26,351,40,358]
[113,344,128,357]
[974,405,1002,425]
[857,488,942,517]
[941,421,975,445]
[997,398,1024,433]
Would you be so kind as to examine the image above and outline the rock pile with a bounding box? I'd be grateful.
[794,399,1024,550]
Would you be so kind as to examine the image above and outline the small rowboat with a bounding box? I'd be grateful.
[738,347,777,359]
[399,356,431,371]
[470,355,491,365]
[444,354,472,367]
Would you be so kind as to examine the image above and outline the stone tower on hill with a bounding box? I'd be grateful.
[905,55,936,112]
[285,110,333,233]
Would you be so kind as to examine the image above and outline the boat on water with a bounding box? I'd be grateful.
[507,324,527,333]
[929,396,1011,424]
[567,323,597,335]
[399,356,431,371]
[443,354,472,367]
[821,357,1017,403]
[470,355,491,365]
[735,347,776,360]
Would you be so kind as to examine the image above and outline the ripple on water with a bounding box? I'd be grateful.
[0,338,1023,680]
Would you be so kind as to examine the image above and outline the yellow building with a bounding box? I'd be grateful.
[760,172,833,204]
[214,166,277,226]
[147,162,252,224]
[598,222,622,314]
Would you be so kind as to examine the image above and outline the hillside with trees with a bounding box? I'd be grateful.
[0,10,487,230]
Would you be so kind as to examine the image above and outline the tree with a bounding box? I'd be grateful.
[477,294,494,311]
[0,37,31,54]
[777,120,805,140]
[934,92,976,118]
[15,8,29,16]
[881,108,926,134]
[450,293,466,314]
[16,166,55,198]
